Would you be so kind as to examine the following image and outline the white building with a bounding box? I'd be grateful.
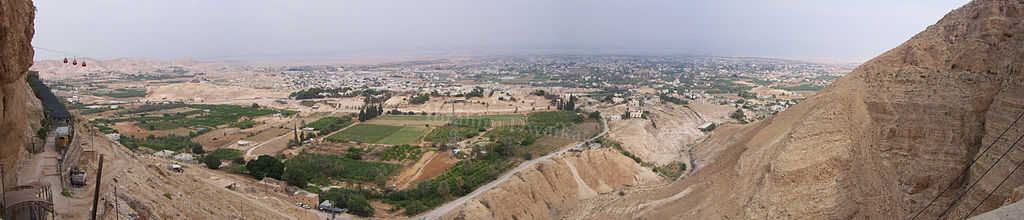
[608,115,622,121]
[698,122,714,131]
[106,133,121,141]
[629,110,644,118]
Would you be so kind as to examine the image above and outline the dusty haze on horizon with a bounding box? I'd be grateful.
[32,0,968,62]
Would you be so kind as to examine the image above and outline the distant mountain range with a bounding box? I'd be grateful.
[29,57,232,79]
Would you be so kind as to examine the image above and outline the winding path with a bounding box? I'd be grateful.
[416,117,609,219]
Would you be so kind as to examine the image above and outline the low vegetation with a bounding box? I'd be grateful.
[379,144,423,161]
[92,88,146,98]
[119,134,202,152]
[772,84,823,91]
[659,94,688,105]
[205,148,242,162]
[282,152,401,187]
[409,93,430,104]
[305,116,353,135]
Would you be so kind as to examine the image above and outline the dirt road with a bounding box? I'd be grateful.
[415,117,609,219]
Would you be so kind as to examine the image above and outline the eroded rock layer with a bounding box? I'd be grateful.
[572,0,1024,218]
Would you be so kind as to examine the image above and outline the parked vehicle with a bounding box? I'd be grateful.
[169,164,183,172]
[70,170,87,186]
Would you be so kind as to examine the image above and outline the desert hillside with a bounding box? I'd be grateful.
[30,57,232,79]
[566,0,1024,219]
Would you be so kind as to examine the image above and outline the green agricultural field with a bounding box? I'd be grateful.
[378,114,523,121]
[378,126,430,145]
[377,115,444,121]
[772,84,823,91]
[305,116,353,135]
[93,88,146,98]
[527,111,584,124]
[177,104,277,127]
[326,124,403,143]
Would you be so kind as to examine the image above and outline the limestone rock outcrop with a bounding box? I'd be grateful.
[572,0,1024,218]
[0,0,42,188]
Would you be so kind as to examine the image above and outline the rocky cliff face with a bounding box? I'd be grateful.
[570,0,1024,218]
[0,0,42,188]
[442,149,662,219]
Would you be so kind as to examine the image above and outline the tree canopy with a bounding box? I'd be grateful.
[246,155,284,179]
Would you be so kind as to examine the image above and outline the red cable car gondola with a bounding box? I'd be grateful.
[63,58,68,63]
[73,59,77,65]
[81,61,86,67]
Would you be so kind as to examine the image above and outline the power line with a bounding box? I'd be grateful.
[964,131,1024,218]
[937,122,1024,218]
[32,46,107,60]
[913,111,1024,219]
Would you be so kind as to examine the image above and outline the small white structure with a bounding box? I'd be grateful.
[608,115,622,121]
[174,153,194,162]
[106,133,121,141]
[628,99,641,107]
[302,127,316,133]
[236,140,251,147]
[698,123,714,131]
[54,126,71,136]
[611,97,625,104]
[154,150,174,158]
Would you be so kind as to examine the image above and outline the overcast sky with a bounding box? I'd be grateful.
[32,0,970,61]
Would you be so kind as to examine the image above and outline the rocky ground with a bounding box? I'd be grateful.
[554,0,1024,218]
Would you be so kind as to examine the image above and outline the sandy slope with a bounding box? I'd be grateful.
[567,0,1024,218]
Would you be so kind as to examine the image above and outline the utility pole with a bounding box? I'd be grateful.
[114,186,120,220]
[90,154,104,220]
[262,174,268,197]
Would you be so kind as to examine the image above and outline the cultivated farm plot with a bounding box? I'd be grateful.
[327,124,432,145]
[327,124,402,143]
[378,126,431,145]
[378,114,524,121]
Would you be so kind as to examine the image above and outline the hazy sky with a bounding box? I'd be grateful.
[32,0,970,61]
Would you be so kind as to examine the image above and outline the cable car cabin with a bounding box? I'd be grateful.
[63,58,68,63]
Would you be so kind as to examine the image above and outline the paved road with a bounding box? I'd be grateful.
[416,117,609,219]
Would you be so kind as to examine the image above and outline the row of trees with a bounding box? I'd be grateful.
[555,95,578,111]
[358,104,385,122]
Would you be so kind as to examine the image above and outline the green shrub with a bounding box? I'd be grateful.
[203,157,222,169]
